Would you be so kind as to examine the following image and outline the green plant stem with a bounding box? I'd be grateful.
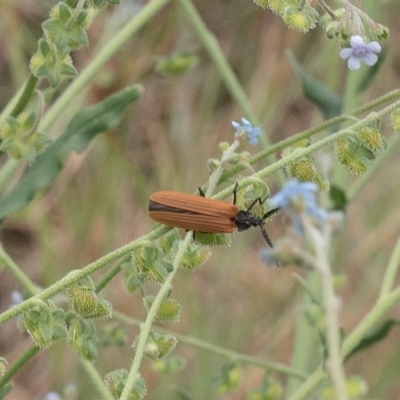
[39,0,171,133]
[10,74,38,118]
[219,89,400,187]
[288,217,348,399]
[285,291,321,396]
[306,219,347,400]
[288,365,327,400]
[206,140,241,196]
[0,226,170,326]
[215,96,400,202]
[119,232,192,400]
[113,310,307,380]
[0,245,41,296]
[177,0,268,147]
[79,358,113,400]
[95,255,131,293]
[289,272,400,399]
[380,235,400,297]
[321,267,348,399]
[0,345,40,390]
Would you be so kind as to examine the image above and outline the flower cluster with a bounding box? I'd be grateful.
[232,118,261,145]
[270,179,327,226]
[261,180,343,267]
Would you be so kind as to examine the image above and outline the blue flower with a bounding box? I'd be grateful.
[232,117,261,145]
[270,179,317,209]
[340,35,381,70]
[44,392,62,400]
[270,179,327,225]
[10,291,23,307]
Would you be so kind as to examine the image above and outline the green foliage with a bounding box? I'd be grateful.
[334,124,386,175]
[68,319,100,360]
[0,85,142,220]
[346,319,400,360]
[172,241,211,270]
[143,296,181,324]
[282,4,319,33]
[22,300,67,348]
[0,358,7,378]
[214,361,243,395]
[67,281,112,319]
[329,185,348,211]
[0,384,13,399]
[0,112,50,163]
[143,331,177,360]
[132,243,171,284]
[30,38,77,87]
[155,53,199,76]
[320,375,368,400]
[153,356,186,375]
[42,3,90,50]
[282,147,329,191]
[122,261,146,293]
[391,108,400,132]
[255,0,319,32]
[88,0,120,8]
[99,323,128,347]
[247,376,283,400]
[194,232,233,246]
[104,370,147,400]
[0,1,398,399]
[287,52,343,120]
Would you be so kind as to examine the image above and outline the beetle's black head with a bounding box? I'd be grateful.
[232,208,279,249]
[233,210,261,231]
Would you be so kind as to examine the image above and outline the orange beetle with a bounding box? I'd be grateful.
[148,185,279,248]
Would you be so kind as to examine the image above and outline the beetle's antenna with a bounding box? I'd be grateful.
[259,224,274,249]
[260,222,280,267]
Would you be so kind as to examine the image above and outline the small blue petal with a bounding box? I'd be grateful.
[231,120,241,130]
[232,118,262,145]
[348,56,362,70]
[11,290,23,306]
[270,179,318,208]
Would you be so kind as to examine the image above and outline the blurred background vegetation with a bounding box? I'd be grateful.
[1,0,400,399]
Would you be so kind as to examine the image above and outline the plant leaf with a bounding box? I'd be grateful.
[0,84,143,220]
[346,319,400,360]
[287,51,343,120]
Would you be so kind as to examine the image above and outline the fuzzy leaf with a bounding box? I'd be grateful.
[0,85,142,220]
[287,51,343,119]
[346,319,400,360]
[143,296,181,324]
[194,232,232,246]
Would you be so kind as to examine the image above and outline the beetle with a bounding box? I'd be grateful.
[148,184,279,248]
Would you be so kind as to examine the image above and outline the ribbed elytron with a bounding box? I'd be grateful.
[148,184,279,248]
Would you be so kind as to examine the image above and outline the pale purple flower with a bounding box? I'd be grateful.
[44,392,62,400]
[340,35,381,70]
[232,118,261,145]
[10,291,23,307]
